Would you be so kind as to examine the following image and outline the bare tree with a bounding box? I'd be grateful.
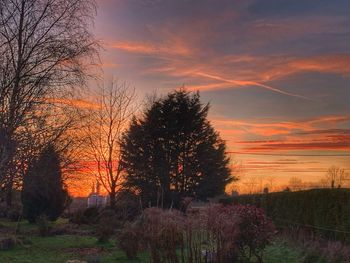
[265,176,276,192]
[325,166,346,188]
[0,0,98,204]
[288,176,303,191]
[82,81,136,208]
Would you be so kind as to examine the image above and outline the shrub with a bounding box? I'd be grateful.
[117,222,142,260]
[69,207,100,225]
[83,207,100,224]
[68,209,85,225]
[141,208,185,263]
[234,205,275,262]
[22,144,69,223]
[36,215,52,237]
[202,205,240,262]
[96,209,118,243]
[114,190,142,223]
[133,205,274,263]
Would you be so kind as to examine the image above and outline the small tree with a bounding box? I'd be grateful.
[22,144,69,223]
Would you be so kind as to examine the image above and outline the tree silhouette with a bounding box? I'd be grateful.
[81,81,136,208]
[22,144,69,222]
[121,90,232,208]
[0,0,97,207]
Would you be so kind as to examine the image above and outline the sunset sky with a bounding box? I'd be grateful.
[90,0,350,192]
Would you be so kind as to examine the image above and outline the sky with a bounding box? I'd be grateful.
[91,0,350,192]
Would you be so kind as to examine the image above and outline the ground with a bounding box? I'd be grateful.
[0,218,321,263]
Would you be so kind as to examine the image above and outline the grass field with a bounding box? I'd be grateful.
[0,219,328,263]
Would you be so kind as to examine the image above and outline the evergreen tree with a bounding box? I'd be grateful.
[22,144,68,222]
[121,90,233,208]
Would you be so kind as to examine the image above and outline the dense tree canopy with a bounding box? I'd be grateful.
[121,90,232,208]
[22,144,69,222]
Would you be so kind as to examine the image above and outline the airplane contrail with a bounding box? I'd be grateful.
[196,72,311,100]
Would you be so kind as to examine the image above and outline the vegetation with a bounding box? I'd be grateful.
[121,90,233,208]
[228,188,350,242]
[115,205,275,263]
[1,217,345,263]
[0,1,347,263]
[22,144,69,223]
[80,81,136,208]
[0,0,97,208]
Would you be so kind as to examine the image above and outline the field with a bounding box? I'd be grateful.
[0,218,328,263]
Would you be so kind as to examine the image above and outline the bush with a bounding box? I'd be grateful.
[132,205,274,263]
[36,215,52,237]
[83,207,100,224]
[234,205,275,262]
[96,209,117,243]
[117,222,142,260]
[69,207,100,225]
[22,144,69,223]
[142,208,184,263]
[114,190,141,223]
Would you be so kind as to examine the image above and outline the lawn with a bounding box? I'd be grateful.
[0,234,149,263]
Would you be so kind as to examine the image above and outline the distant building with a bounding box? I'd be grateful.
[87,182,108,208]
[231,190,239,197]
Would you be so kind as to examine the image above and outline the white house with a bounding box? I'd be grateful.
[87,182,108,208]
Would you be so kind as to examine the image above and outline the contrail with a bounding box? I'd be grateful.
[196,72,311,100]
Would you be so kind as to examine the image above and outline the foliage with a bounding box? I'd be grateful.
[141,208,184,263]
[0,0,97,208]
[114,190,142,223]
[234,205,276,262]
[0,220,337,263]
[22,144,69,223]
[69,207,100,225]
[229,189,350,242]
[81,82,136,208]
[137,205,275,263]
[121,90,233,208]
[279,228,350,263]
[36,215,52,237]
[117,222,142,260]
[96,209,118,243]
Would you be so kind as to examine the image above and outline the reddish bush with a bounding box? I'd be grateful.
[198,205,240,262]
[234,205,275,262]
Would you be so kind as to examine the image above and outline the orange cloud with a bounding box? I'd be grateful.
[111,41,190,56]
[45,98,99,109]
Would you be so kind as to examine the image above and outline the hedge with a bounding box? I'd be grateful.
[224,189,350,242]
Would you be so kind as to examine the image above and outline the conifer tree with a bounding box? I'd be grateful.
[22,144,68,222]
[121,90,232,208]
